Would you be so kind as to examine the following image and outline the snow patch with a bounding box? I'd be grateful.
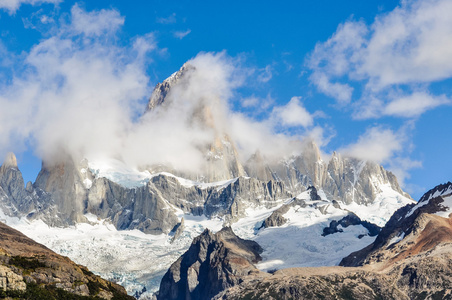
[405,200,429,218]
[387,232,405,247]
[435,193,452,218]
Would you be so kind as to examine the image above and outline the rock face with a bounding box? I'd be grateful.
[158,227,262,300]
[34,157,89,225]
[214,267,408,300]
[0,152,58,225]
[334,182,452,299]
[258,147,409,205]
[0,153,32,216]
[0,221,133,299]
[87,177,180,234]
[261,186,322,229]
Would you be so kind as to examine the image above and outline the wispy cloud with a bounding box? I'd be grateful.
[271,96,313,128]
[70,4,124,37]
[383,92,450,118]
[173,29,191,39]
[0,0,60,14]
[339,126,402,164]
[257,65,273,83]
[156,12,176,24]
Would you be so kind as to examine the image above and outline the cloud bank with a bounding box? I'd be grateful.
[0,5,322,174]
[307,0,452,118]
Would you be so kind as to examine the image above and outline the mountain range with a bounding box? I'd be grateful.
[0,63,443,299]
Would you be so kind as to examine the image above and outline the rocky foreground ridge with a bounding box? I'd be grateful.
[0,220,133,299]
[158,182,452,300]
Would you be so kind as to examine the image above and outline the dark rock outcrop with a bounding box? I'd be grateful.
[170,217,185,243]
[157,227,263,300]
[322,212,381,237]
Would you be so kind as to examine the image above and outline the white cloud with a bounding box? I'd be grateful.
[71,4,124,37]
[0,5,154,163]
[387,157,422,189]
[339,127,402,164]
[338,124,422,188]
[307,0,452,118]
[271,96,314,128]
[384,92,450,118]
[240,93,274,111]
[361,0,452,88]
[0,0,60,14]
[173,29,191,40]
[241,96,259,108]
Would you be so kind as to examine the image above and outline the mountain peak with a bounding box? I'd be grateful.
[146,63,196,112]
[2,152,17,169]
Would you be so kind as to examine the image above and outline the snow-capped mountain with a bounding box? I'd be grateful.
[0,63,415,297]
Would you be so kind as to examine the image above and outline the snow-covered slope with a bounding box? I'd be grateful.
[1,182,412,298]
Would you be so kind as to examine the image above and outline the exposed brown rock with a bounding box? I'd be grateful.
[0,221,133,299]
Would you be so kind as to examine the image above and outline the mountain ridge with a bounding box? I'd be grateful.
[159,182,452,300]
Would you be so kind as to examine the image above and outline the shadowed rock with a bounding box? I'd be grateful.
[158,227,262,300]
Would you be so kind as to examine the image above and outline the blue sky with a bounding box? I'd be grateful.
[0,0,451,200]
